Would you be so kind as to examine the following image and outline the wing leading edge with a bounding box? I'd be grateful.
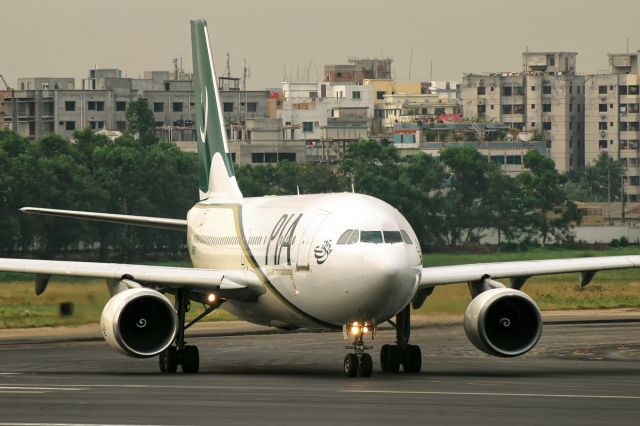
[419,255,640,288]
[0,258,264,299]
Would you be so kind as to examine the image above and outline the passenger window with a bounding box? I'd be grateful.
[347,230,359,244]
[400,230,413,244]
[383,231,403,244]
[337,230,353,245]
[361,231,383,244]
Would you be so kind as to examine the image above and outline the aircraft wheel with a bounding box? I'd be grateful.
[182,345,200,373]
[403,345,422,373]
[159,346,178,373]
[387,345,401,373]
[359,353,373,377]
[344,353,359,377]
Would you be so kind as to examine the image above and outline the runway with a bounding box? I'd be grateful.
[0,316,639,425]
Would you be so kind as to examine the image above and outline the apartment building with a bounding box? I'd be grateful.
[1,70,271,146]
[324,58,392,84]
[584,52,640,201]
[462,52,584,173]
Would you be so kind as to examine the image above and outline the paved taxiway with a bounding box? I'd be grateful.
[0,313,639,426]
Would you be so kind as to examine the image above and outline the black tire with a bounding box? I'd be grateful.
[403,345,422,373]
[159,346,178,373]
[359,353,373,377]
[182,345,200,373]
[380,344,391,372]
[387,345,401,373]
[344,353,359,377]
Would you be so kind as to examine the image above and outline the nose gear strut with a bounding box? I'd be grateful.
[343,322,374,377]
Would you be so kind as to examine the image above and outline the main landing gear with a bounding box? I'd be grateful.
[380,305,422,373]
[159,289,220,374]
[344,322,373,377]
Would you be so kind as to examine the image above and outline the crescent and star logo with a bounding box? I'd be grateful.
[199,87,208,144]
[313,240,332,264]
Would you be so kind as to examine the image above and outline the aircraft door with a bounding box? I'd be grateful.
[295,214,327,270]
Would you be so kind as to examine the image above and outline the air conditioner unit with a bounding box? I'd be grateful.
[600,130,607,137]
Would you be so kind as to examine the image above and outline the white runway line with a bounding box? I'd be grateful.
[342,389,640,400]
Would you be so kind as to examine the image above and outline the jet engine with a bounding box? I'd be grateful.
[463,287,542,357]
[100,287,178,358]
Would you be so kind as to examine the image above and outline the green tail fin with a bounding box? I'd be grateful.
[190,19,242,200]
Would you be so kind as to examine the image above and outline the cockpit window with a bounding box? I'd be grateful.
[383,231,403,244]
[400,230,413,244]
[337,230,353,245]
[361,231,383,244]
[347,230,359,244]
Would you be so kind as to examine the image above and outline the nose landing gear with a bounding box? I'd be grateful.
[381,305,422,373]
[343,322,373,377]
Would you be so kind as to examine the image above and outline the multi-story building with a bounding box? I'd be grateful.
[421,80,461,101]
[1,69,272,149]
[462,52,584,173]
[324,58,392,84]
[584,52,640,201]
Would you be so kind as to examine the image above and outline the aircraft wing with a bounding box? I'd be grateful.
[419,255,640,288]
[20,207,187,231]
[0,258,264,299]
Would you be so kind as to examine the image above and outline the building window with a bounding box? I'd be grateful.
[116,121,126,131]
[531,104,536,109]
[542,103,551,112]
[302,121,313,132]
[64,121,75,131]
[531,86,536,91]
[506,155,522,165]
[512,105,524,114]
[599,85,608,94]
[630,85,640,95]
[64,101,75,111]
[543,122,552,130]
[599,122,608,130]
[620,85,628,95]
[599,104,607,112]
[154,102,164,113]
[352,91,361,99]
[542,85,552,95]
[491,155,505,165]
[502,86,512,96]
[376,91,385,100]
[172,102,183,112]
[116,101,127,111]
[501,104,512,114]
[87,101,95,110]
[477,105,486,114]
[476,86,485,96]
[247,102,257,113]
[531,122,536,127]
[279,153,296,162]
[223,102,234,112]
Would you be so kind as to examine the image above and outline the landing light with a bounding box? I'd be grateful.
[349,322,370,335]
[207,293,217,303]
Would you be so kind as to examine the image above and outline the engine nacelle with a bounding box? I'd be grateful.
[100,287,177,358]
[463,287,542,357]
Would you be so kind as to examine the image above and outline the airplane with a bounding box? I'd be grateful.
[2,19,640,378]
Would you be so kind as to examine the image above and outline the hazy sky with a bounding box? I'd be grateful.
[1,0,638,90]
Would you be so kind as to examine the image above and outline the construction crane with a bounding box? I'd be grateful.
[0,74,11,90]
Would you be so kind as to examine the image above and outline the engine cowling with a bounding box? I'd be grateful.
[463,287,542,357]
[100,287,177,358]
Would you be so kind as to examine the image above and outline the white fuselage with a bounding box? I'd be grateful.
[186,193,422,330]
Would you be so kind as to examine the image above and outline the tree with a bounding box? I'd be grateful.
[439,146,492,245]
[517,151,580,245]
[125,98,157,147]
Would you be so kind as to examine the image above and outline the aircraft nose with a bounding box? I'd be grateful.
[358,247,419,321]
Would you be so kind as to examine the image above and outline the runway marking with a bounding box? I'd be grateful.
[0,386,85,391]
[0,424,181,426]
[342,389,640,400]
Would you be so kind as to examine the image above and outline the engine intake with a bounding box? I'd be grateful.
[101,287,177,358]
[463,288,542,357]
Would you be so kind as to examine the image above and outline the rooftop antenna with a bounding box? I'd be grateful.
[224,50,231,78]
[242,58,251,90]
[408,47,414,81]
[429,59,433,82]
[627,37,630,54]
